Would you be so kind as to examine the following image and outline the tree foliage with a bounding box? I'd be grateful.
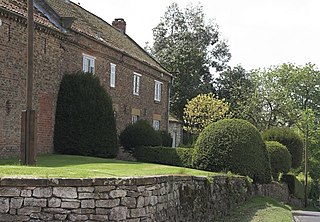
[54,72,118,158]
[183,93,230,135]
[265,141,292,180]
[245,63,320,130]
[214,65,254,118]
[193,119,271,184]
[149,2,231,119]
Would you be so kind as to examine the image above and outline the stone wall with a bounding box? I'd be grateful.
[0,175,294,222]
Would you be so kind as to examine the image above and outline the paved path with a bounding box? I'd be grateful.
[292,210,320,222]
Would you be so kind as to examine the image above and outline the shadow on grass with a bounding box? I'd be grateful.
[0,154,143,167]
[216,196,292,222]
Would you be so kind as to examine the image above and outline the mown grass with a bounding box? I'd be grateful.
[216,196,293,222]
[0,154,216,178]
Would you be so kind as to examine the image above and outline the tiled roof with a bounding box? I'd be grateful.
[44,0,169,75]
[0,0,58,30]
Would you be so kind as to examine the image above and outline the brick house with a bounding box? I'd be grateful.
[0,0,172,159]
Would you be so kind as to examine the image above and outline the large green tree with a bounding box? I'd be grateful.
[149,3,231,119]
[244,63,320,130]
[214,65,254,118]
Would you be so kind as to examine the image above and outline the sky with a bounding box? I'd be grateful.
[73,0,320,70]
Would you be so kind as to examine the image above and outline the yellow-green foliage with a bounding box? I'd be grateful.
[183,93,230,135]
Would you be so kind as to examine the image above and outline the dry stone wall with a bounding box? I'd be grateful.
[0,175,292,221]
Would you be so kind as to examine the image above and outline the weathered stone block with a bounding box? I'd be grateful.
[137,196,144,207]
[0,198,9,213]
[95,207,110,215]
[10,198,23,209]
[130,207,147,218]
[68,214,88,221]
[78,192,95,199]
[48,197,61,207]
[89,214,109,221]
[17,207,41,215]
[21,189,32,197]
[0,214,29,221]
[61,201,80,209]
[33,187,52,198]
[109,206,127,221]
[43,207,70,214]
[24,198,47,207]
[53,187,77,198]
[81,199,95,209]
[54,214,68,220]
[71,208,95,214]
[109,189,127,198]
[78,187,94,193]
[96,199,120,208]
[30,212,53,220]
[0,187,20,196]
[95,186,115,193]
[121,197,137,208]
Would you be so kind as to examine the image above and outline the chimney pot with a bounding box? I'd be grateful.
[112,18,126,34]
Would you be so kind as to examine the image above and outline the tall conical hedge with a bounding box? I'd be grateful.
[54,72,118,158]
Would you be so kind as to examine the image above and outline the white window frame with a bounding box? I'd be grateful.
[133,72,141,96]
[132,115,139,124]
[83,54,96,74]
[154,80,163,102]
[153,120,160,131]
[110,63,116,88]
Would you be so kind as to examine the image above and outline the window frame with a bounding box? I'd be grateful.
[153,120,160,131]
[110,63,116,88]
[132,115,139,124]
[133,72,141,96]
[154,80,163,102]
[82,54,96,74]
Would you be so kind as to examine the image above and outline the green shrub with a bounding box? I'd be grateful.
[262,127,303,168]
[54,72,118,158]
[265,141,292,180]
[160,131,173,147]
[281,174,304,199]
[135,146,193,167]
[119,120,161,153]
[193,119,271,184]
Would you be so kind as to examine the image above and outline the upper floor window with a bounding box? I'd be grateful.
[110,63,116,87]
[154,80,162,102]
[133,72,141,95]
[83,54,95,74]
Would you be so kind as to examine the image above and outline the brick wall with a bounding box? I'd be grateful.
[0,10,171,159]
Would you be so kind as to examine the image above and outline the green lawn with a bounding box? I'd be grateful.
[0,154,216,178]
[216,196,293,222]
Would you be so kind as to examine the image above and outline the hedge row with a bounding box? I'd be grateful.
[135,146,193,168]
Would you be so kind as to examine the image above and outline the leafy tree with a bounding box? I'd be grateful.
[214,65,254,118]
[54,72,118,158]
[244,63,320,130]
[149,2,231,119]
[183,93,230,135]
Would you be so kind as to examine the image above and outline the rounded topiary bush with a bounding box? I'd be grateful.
[119,120,162,153]
[193,119,271,183]
[54,72,118,158]
[265,141,292,180]
[262,127,303,168]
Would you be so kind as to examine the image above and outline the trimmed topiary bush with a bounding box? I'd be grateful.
[119,120,161,153]
[193,119,271,183]
[265,141,292,180]
[262,127,303,168]
[54,72,118,158]
[135,146,193,168]
[160,131,173,147]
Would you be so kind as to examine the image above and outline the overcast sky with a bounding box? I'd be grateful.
[73,0,320,70]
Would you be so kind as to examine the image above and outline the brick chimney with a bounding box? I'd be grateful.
[112,18,126,34]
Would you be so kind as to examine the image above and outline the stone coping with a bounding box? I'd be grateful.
[0,175,228,187]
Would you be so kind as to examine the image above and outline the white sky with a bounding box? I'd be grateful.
[73,0,320,70]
